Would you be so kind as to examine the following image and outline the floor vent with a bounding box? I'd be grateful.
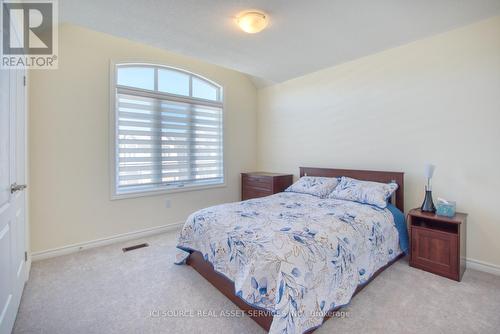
[122,243,149,252]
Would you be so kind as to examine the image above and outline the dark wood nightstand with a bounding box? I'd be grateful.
[241,172,293,200]
[408,208,467,281]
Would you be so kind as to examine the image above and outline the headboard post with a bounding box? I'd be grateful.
[299,167,405,212]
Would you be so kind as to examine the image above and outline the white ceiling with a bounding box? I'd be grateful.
[61,0,500,86]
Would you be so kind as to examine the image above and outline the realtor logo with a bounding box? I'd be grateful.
[1,0,58,68]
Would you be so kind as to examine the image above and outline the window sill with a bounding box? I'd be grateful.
[110,182,226,200]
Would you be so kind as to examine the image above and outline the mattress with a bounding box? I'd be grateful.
[176,192,408,334]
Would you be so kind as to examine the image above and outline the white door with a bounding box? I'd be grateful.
[0,47,28,334]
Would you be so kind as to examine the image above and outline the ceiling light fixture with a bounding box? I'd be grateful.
[236,11,269,34]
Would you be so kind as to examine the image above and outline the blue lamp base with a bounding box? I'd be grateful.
[421,190,436,213]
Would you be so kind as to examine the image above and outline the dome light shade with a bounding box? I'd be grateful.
[236,11,269,34]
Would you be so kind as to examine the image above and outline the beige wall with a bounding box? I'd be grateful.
[257,17,500,267]
[29,24,257,252]
[31,18,500,269]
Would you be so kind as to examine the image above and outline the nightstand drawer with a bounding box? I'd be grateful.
[411,226,458,278]
[242,175,272,191]
[242,187,272,200]
[241,172,293,201]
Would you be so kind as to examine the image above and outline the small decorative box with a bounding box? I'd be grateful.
[436,200,456,217]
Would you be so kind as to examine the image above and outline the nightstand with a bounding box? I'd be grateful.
[241,172,293,200]
[408,208,467,281]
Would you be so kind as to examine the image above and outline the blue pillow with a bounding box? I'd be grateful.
[285,176,339,198]
[328,177,398,209]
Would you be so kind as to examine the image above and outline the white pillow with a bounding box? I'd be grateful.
[285,176,339,198]
[328,177,398,209]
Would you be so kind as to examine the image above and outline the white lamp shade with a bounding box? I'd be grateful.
[424,164,436,179]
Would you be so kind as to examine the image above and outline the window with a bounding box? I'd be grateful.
[111,63,224,198]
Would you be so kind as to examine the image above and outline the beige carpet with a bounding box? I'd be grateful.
[13,231,500,334]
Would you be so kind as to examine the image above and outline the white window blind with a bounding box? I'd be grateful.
[113,64,224,196]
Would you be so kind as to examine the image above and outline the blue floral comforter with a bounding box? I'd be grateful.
[176,192,405,334]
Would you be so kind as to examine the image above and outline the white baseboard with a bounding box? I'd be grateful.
[31,222,184,261]
[466,258,500,276]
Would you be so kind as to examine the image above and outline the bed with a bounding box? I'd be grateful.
[175,167,407,333]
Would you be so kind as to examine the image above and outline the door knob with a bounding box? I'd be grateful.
[10,183,27,193]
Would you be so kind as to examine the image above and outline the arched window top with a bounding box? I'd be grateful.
[111,61,224,198]
[116,63,223,103]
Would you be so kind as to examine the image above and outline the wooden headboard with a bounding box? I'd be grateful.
[299,167,405,212]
